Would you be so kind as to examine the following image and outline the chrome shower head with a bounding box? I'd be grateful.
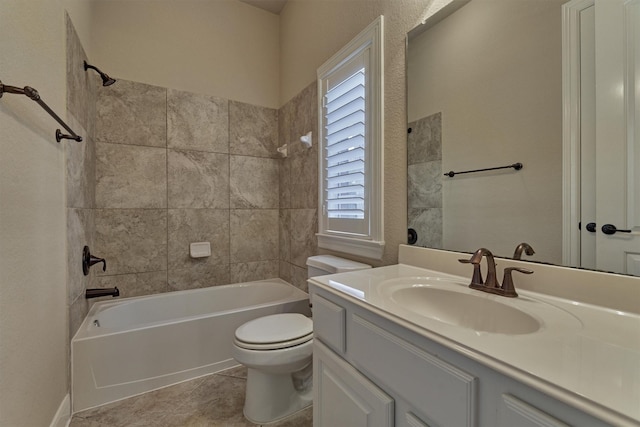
[84,61,116,87]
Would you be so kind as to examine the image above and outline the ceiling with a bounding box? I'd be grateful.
[239,0,288,14]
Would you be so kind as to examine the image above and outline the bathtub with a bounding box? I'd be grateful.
[71,279,311,412]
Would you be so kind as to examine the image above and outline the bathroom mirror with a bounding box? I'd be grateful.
[407,0,640,275]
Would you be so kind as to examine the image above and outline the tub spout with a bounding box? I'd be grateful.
[86,287,120,299]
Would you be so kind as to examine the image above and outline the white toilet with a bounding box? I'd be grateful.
[232,255,371,424]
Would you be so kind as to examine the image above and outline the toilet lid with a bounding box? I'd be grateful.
[235,313,313,345]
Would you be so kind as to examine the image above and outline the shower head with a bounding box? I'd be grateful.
[83,61,116,87]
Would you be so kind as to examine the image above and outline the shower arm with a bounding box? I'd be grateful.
[0,80,83,142]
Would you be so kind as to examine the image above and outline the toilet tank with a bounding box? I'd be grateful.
[306,255,371,278]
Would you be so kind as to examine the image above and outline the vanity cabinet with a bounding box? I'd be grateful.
[310,286,612,427]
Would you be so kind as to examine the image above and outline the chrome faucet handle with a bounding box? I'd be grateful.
[458,258,483,286]
[500,267,533,297]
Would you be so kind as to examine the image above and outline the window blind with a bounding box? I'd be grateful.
[324,68,366,219]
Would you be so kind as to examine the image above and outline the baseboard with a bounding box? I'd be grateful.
[49,394,71,427]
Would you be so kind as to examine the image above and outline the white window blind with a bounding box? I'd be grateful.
[317,15,384,259]
[325,67,366,220]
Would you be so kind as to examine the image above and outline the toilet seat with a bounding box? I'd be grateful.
[234,313,313,350]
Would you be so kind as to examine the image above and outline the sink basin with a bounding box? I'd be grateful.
[390,286,541,335]
[381,277,551,335]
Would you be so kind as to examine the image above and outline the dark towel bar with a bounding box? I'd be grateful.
[444,162,523,178]
[0,80,83,143]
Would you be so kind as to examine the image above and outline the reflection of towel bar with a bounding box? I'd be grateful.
[0,80,83,143]
[444,162,523,178]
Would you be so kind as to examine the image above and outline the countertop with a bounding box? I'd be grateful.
[309,264,640,426]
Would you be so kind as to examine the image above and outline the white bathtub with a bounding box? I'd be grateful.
[71,279,311,412]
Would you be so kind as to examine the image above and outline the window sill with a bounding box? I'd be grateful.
[317,233,385,260]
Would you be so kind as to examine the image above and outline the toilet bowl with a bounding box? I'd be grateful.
[233,255,371,424]
[232,313,313,424]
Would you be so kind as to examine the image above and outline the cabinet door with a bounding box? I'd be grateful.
[350,314,477,427]
[314,340,394,427]
[498,394,570,427]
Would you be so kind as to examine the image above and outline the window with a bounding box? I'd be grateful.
[317,16,384,259]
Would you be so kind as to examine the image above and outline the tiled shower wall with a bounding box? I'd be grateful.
[65,15,320,341]
[92,79,281,295]
[407,112,443,248]
[278,83,319,291]
[66,14,97,341]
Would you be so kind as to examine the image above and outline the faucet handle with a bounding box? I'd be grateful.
[501,267,533,297]
[83,246,107,276]
[459,258,483,287]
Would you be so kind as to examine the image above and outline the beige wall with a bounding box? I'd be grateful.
[407,0,564,263]
[0,1,69,425]
[280,0,430,266]
[88,0,281,109]
[65,0,95,56]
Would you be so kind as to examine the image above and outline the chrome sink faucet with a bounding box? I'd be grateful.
[459,248,533,297]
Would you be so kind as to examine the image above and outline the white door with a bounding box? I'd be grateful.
[595,0,640,276]
[580,3,597,270]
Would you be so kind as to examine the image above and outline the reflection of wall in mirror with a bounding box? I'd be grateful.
[408,112,442,248]
[407,0,566,263]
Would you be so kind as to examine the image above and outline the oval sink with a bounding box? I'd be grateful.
[390,286,541,335]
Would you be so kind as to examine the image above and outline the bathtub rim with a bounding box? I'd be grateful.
[72,278,309,341]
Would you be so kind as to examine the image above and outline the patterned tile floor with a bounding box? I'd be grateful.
[70,366,313,427]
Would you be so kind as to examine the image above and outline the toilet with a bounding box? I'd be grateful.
[232,255,371,424]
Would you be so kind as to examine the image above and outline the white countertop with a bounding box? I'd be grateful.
[309,264,640,426]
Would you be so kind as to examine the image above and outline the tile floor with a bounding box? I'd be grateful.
[70,366,313,427]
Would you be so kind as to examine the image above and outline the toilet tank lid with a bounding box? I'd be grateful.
[306,255,372,273]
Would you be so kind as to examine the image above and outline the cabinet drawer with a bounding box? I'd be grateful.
[312,293,346,354]
[350,314,477,427]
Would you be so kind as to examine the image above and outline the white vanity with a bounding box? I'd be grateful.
[308,245,640,427]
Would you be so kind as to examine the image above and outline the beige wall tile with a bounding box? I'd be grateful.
[290,263,309,292]
[168,263,230,291]
[286,81,318,210]
[279,157,291,209]
[168,149,229,209]
[278,101,292,208]
[290,146,318,209]
[230,209,278,263]
[92,271,168,298]
[96,142,167,208]
[95,209,167,275]
[96,79,166,147]
[67,208,94,304]
[168,209,230,271]
[407,113,442,165]
[279,260,292,283]
[290,209,317,268]
[407,161,442,209]
[287,82,317,157]
[229,101,278,158]
[167,89,229,153]
[230,260,279,283]
[279,209,291,262]
[230,156,279,209]
[65,115,95,209]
